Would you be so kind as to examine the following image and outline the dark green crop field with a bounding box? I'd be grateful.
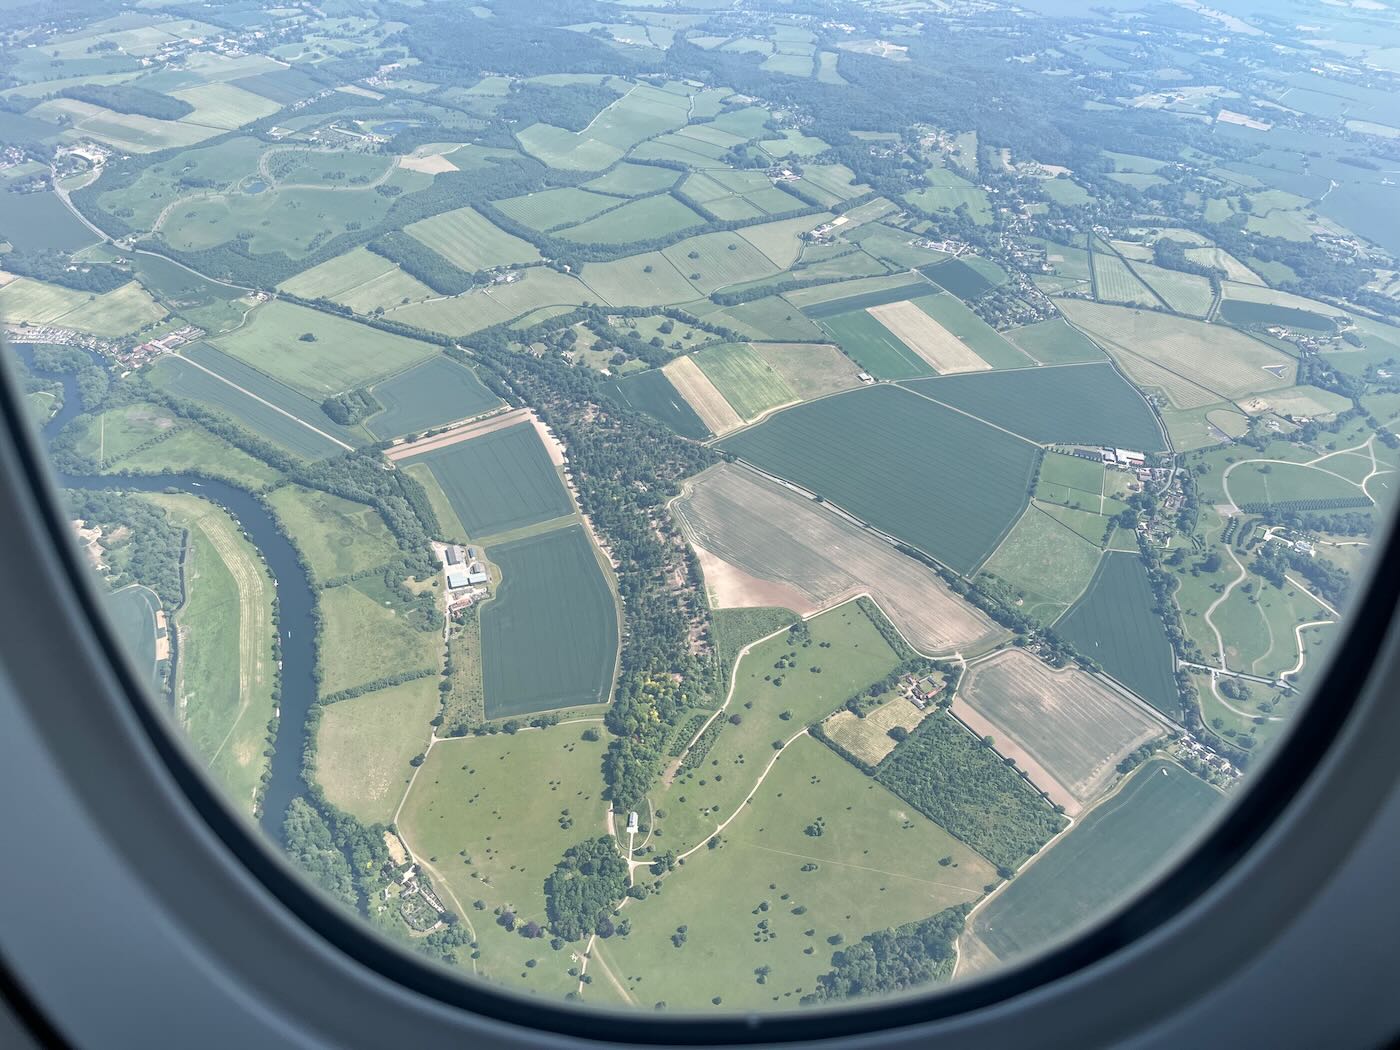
[903,362,1166,450]
[918,257,1005,299]
[365,355,501,439]
[0,190,97,251]
[481,525,618,718]
[817,309,933,380]
[972,760,1222,962]
[1218,299,1336,333]
[1054,551,1180,716]
[605,368,712,440]
[413,421,573,539]
[718,385,1040,574]
[799,280,935,318]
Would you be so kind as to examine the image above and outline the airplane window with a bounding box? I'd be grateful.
[4,0,1398,1028]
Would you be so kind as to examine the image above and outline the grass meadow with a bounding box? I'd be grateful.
[266,484,402,581]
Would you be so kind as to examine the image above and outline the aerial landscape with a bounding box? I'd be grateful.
[5,0,1399,1014]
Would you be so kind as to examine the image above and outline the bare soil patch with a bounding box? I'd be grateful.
[867,300,991,374]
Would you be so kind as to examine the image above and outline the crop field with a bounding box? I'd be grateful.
[1261,385,1352,420]
[739,213,832,268]
[492,187,617,231]
[515,122,623,171]
[817,308,933,380]
[693,296,825,342]
[279,247,407,301]
[318,582,441,697]
[267,485,401,581]
[658,602,903,848]
[692,343,795,420]
[1005,319,1106,365]
[33,96,216,152]
[1132,262,1215,317]
[403,205,541,271]
[920,257,1006,299]
[480,267,591,317]
[1038,452,1108,505]
[953,650,1164,812]
[210,301,439,398]
[480,525,618,717]
[396,726,611,977]
[662,355,744,435]
[1053,552,1179,716]
[0,278,95,324]
[149,493,275,815]
[559,193,704,245]
[0,190,96,251]
[388,288,515,336]
[719,386,1041,575]
[1219,299,1336,332]
[788,275,933,315]
[905,165,991,223]
[867,300,991,374]
[823,693,934,767]
[600,734,993,1011]
[606,368,713,440]
[106,585,162,696]
[910,294,1035,369]
[902,363,1165,450]
[49,281,168,337]
[364,356,501,440]
[674,465,1003,653]
[969,760,1222,964]
[978,505,1103,621]
[315,677,439,825]
[1091,252,1157,307]
[578,252,697,306]
[1224,461,1366,509]
[750,342,863,400]
[661,232,778,294]
[169,81,281,129]
[583,162,680,196]
[1058,300,1297,404]
[408,422,572,539]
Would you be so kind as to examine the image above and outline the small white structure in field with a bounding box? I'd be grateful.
[626,811,639,834]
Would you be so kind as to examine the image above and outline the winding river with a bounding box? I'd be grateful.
[20,344,315,840]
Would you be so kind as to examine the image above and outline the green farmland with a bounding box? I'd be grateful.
[605,368,712,440]
[106,585,163,696]
[266,485,402,581]
[979,505,1104,621]
[971,760,1222,963]
[719,385,1041,574]
[404,205,542,270]
[480,525,618,717]
[903,363,1166,450]
[1005,319,1107,366]
[365,356,502,440]
[817,308,932,381]
[692,342,795,420]
[1054,552,1180,716]
[410,422,573,539]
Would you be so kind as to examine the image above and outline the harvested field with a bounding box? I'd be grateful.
[383,407,526,460]
[673,464,1003,654]
[661,355,743,434]
[823,693,933,766]
[750,341,863,399]
[867,299,991,374]
[954,650,1165,813]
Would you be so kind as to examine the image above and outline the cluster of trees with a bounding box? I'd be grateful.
[320,388,382,425]
[499,83,620,133]
[542,836,629,941]
[802,905,969,1004]
[367,230,475,296]
[281,791,392,912]
[1250,543,1351,609]
[1,247,129,293]
[60,488,185,605]
[297,453,441,578]
[874,713,1066,872]
[59,84,193,121]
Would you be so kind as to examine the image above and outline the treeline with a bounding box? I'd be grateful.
[1,247,130,293]
[874,713,1066,873]
[543,836,629,941]
[803,904,969,1004]
[367,230,475,296]
[281,792,393,913]
[1250,543,1351,609]
[297,453,441,577]
[61,488,184,605]
[320,388,381,425]
[59,84,193,121]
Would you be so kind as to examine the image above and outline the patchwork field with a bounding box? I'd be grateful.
[910,294,1035,370]
[662,355,744,435]
[674,464,1003,654]
[691,342,796,420]
[558,193,703,245]
[968,760,1222,966]
[605,368,712,441]
[903,362,1166,451]
[661,231,778,294]
[1054,552,1180,717]
[315,677,439,825]
[404,421,573,539]
[1091,252,1157,307]
[1059,300,1296,406]
[279,247,430,307]
[978,505,1104,622]
[1005,319,1107,366]
[867,299,991,374]
[493,187,617,232]
[750,342,863,400]
[953,650,1165,813]
[210,300,439,398]
[718,386,1041,575]
[404,205,542,271]
[816,308,933,381]
[480,525,618,717]
[365,356,502,440]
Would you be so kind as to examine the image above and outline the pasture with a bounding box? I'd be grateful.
[67,402,179,466]
[404,205,541,272]
[583,163,680,196]
[903,363,1166,450]
[114,424,283,490]
[692,343,795,420]
[480,525,618,717]
[739,213,832,268]
[1224,461,1367,510]
[210,301,439,398]
[365,356,502,440]
[599,734,993,1011]
[817,308,933,381]
[823,693,933,767]
[954,650,1165,812]
[697,296,826,343]
[750,342,863,400]
[788,275,933,315]
[1132,262,1215,318]
[578,252,698,306]
[661,232,778,295]
[718,386,1041,575]
[407,422,573,539]
[1005,319,1106,365]
[969,760,1222,964]
[315,677,440,825]
[149,493,275,815]
[673,464,1003,654]
[266,485,401,581]
[1058,300,1296,405]
[1091,252,1157,307]
[318,582,442,697]
[605,368,712,441]
[279,247,410,301]
[978,505,1103,621]
[106,585,162,696]
[493,188,617,232]
[1053,552,1180,717]
[559,193,704,245]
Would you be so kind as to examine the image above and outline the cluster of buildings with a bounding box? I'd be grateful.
[901,670,946,711]
[5,323,117,354]
[1102,447,1148,469]
[442,545,491,616]
[118,325,203,369]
